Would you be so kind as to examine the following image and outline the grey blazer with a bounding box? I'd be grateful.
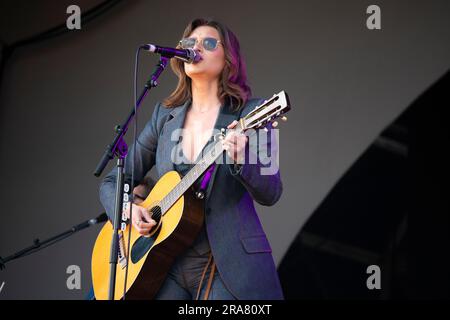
[99,97,284,300]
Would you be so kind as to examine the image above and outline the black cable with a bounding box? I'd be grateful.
[0,41,13,105]
[9,0,123,50]
[122,46,141,300]
[0,0,123,98]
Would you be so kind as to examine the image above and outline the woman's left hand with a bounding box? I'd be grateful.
[222,120,248,164]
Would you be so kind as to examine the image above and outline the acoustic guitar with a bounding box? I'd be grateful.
[91,91,291,299]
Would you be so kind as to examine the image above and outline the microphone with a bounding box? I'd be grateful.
[89,212,108,225]
[140,44,201,64]
[71,213,108,233]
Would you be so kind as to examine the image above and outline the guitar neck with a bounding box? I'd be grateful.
[159,138,226,213]
[157,89,290,214]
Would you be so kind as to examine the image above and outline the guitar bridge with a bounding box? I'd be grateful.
[118,232,128,269]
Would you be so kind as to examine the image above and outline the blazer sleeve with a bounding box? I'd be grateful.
[228,103,283,206]
[99,102,162,221]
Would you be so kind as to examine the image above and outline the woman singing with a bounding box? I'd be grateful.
[100,18,284,300]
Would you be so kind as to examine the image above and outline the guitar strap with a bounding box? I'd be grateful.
[195,251,215,300]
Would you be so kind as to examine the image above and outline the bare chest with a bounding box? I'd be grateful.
[181,110,219,163]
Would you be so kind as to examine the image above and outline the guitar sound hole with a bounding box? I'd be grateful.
[150,205,162,223]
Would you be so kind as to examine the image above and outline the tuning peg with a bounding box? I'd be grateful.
[272,121,278,128]
[281,116,288,122]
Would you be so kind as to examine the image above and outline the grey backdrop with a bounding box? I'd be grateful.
[0,0,449,299]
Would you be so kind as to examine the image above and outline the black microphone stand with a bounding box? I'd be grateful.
[0,213,108,271]
[93,55,169,300]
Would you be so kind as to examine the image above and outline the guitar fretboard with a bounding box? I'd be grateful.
[159,138,226,214]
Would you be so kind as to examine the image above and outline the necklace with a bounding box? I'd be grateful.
[192,102,221,114]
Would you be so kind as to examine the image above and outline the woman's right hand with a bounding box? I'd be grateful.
[123,203,157,236]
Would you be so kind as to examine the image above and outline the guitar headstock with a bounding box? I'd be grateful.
[240,91,291,131]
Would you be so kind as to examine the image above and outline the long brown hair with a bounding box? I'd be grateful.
[163,18,251,112]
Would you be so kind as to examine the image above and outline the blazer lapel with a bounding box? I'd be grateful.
[213,101,239,132]
[205,100,242,200]
[158,100,190,175]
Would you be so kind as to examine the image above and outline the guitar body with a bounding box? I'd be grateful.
[91,170,204,300]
